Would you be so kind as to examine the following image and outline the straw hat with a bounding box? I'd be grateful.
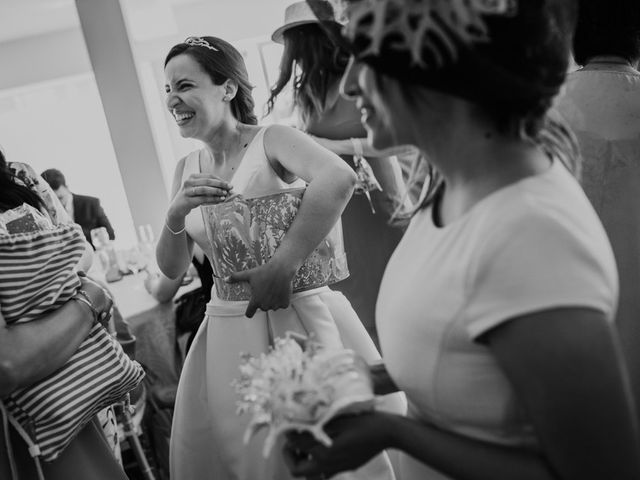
[271,1,335,44]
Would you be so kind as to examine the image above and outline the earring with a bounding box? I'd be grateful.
[223,95,231,102]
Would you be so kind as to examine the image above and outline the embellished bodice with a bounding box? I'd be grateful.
[182,127,336,300]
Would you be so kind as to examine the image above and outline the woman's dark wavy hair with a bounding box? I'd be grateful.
[573,0,640,66]
[0,149,44,212]
[164,36,258,125]
[266,23,349,122]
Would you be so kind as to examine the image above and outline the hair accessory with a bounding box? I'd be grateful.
[311,0,575,115]
[184,36,219,52]
[342,0,518,68]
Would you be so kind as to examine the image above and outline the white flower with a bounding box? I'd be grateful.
[233,335,375,457]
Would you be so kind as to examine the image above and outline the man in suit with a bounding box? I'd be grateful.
[41,168,115,248]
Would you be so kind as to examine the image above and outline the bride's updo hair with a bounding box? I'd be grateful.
[165,36,258,126]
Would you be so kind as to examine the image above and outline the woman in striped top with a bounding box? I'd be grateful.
[0,151,127,480]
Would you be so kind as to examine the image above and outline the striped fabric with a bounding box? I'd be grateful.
[0,223,144,462]
[3,324,144,461]
[0,223,84,324]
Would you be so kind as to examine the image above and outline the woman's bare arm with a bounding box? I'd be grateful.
[156,156,195,279]
[0,277,112,396]
[228,125,356,317]
[286,308,640,480]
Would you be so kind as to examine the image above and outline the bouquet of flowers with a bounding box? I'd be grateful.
[233,335,375,457]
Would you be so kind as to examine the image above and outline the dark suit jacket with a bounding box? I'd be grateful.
[72,194,115,247]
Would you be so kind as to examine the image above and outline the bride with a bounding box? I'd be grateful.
[157,35,403,480]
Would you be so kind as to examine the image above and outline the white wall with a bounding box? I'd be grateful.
[0,0,294,247]
[0,28,91,91]
[0,74,137,246]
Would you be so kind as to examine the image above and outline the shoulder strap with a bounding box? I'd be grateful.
[181,150,202,184]
[0,402,45,480]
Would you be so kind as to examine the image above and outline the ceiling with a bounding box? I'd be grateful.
[0,0,77,43]
[0,0,206,44]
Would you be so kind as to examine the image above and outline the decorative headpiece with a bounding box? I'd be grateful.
[306,0,575,114]
[184,36,219,52]
[331,0,517,68]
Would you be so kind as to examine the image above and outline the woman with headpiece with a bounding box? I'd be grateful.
[158,35,396,479]
[283,1,640,479]
[268,0,410,346]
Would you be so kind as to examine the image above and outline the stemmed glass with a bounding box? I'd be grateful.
[125,246,147,274]
[138,224,155,245]
[137,224,157,273]
[90,227,110,250]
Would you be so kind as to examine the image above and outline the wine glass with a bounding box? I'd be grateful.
[90,227,110,250]
[125,246,147,274]
[137,224,157,271]
[138,224,155,245]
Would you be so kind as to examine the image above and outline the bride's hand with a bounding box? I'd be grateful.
[226,260,297,318]
[169,173,232,218]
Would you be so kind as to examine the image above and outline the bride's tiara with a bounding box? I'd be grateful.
[184,36,219,52]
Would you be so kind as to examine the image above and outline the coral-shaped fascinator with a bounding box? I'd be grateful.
[307,0,574,115]
[309,0,517,68]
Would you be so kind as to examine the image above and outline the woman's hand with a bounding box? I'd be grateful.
[143,271,158,294]
[168,173,233,220]
[226,260,297,318]
[78,274,113,327]
[282,411,398,479]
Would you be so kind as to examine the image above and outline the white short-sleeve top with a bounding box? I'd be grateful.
[376,159,617,449]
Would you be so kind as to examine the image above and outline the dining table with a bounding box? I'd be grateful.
[89,266,202,386]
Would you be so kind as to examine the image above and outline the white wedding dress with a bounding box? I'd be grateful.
[170,127,404,480]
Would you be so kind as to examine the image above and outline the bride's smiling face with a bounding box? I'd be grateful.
[164,54,227,141]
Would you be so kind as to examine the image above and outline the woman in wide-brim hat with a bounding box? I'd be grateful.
[268,0,412,351]
[283,1,640,479]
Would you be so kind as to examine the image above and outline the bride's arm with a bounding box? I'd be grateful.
[308,134,417,159]
[264,125,356,273]
[156,156,195,279]
[227,125,355,318]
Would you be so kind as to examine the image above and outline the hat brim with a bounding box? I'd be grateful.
[271,19,322,44]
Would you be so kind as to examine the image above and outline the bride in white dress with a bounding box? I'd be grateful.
[157,36,403,480]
